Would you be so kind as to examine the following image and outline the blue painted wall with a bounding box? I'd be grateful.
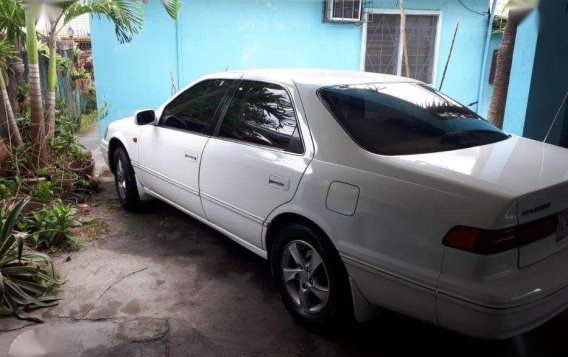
[501,9,539,136]
[91,0,493,136]
[520,0,568,145]
[91,0,178,136]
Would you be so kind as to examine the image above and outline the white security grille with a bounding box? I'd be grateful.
[324,0,363,22]
[364,13,439,84]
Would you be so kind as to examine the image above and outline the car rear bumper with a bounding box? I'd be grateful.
[437,282,568,339]
[438,244,568,339]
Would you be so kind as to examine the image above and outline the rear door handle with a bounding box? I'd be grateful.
[184,151,198,162]
[269,175,289,191]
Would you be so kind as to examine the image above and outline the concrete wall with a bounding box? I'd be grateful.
[91,0,492,136]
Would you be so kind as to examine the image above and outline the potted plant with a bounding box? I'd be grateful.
[66,143,95,176]
[54,171,79,189]
[67,158,95,176]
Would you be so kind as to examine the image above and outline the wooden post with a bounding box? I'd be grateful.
[439,21,461,91]
[400,0,412,78]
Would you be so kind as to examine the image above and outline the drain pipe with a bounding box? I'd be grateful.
[476,0,499,114]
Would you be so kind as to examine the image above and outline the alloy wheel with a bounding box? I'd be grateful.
[115,159,127,200]
[281,240,330,313]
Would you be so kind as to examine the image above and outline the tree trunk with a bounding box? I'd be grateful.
[0,70,23,147]
[487,9,531,128]
[24,4,48,168]
[10,41,25,116]
[45,39,57,138]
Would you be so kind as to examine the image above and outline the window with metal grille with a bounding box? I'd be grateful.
[363,12,439,84]
[324,0,362,22]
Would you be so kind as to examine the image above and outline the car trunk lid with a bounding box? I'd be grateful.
[517,182,568,267]
[394,136,568,267]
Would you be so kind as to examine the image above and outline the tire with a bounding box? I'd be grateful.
[113,147,141,212]
[270,223,352,327]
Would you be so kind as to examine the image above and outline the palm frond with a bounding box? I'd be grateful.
[159,0,180,20]
[0,40,18,70]
[0,0,25,43]
[65,0,144,44]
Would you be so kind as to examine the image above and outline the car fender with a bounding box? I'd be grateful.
[104,119,152,201]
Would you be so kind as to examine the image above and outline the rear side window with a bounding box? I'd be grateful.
[219,81,303,154]
[319,83,509,155]
[160,79,235,134]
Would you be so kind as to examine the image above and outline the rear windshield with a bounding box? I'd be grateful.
[319,83,509,155]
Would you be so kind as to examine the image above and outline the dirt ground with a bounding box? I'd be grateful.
[1,126,568,356]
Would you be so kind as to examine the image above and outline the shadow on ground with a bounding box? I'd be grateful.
[1,127,567,356]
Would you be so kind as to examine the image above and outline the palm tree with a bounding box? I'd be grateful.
[43,0,181,137]
[0,40,22,146]
[0,0,25,145]
[487,1,534,128]
[23,1,48,167]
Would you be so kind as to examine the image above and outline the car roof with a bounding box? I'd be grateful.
[204,69,420,87]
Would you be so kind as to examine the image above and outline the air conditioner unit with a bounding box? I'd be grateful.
[323,0,363,23]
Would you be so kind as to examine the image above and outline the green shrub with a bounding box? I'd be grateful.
[30,181,54,204]
[29,201,82,251]
[0,179,16,200]
[0,200,59,322]
[85,87,97,113]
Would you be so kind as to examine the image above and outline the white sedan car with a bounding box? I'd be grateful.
[102,70,568,339]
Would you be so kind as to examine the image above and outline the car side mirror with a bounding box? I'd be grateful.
[135,109,156,126]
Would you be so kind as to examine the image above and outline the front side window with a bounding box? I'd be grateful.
[319,82,509,156]
[219,81,303,154]
[160,79,235,134]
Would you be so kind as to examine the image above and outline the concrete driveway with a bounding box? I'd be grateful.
[1,127,568,356]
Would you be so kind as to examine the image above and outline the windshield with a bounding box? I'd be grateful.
[319,83,509,155]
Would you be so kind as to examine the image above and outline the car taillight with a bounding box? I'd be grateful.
[443,214,559,255]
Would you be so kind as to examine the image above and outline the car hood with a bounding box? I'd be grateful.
[393,135,568,199]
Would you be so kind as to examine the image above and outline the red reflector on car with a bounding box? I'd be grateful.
[444,213,560,255]
[444,227,517,255]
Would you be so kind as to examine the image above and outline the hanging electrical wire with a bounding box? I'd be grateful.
[457,0,489,16]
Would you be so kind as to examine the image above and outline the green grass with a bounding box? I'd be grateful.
[79,111,98,133]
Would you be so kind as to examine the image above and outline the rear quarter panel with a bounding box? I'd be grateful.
[272,83,519,324]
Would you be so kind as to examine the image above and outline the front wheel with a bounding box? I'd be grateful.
[271,223,352,327]
[113,147,141,212]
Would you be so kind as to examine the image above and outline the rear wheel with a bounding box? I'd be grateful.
[271,223,352,326]
[113,147,141,212]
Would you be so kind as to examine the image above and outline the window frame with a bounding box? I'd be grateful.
[157,78,239,137]
[213,79,306,156]
[325,0,363,23]
[360,9,442,85]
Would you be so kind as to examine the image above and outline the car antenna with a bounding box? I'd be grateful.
[543,91,568,143]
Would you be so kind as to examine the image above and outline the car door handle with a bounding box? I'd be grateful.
[269,175,290,191]
[184,151,198,162]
